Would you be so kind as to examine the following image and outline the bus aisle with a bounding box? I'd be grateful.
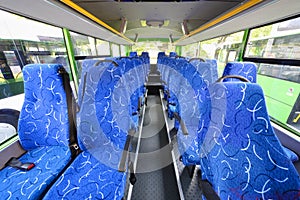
[131,65,180,200]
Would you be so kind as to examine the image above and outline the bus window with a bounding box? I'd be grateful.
[111,43,120,57]
[181,42,199,58]
[245,17,300,59]
[120,45,127,57]
[96,39,110,56]
[132,40,175,64]
[200,30,245,75]
[245,16,300,134]
[227,50,237,62]
[70,32,97,56]
[70,32,111,81]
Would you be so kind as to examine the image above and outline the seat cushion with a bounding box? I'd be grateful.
[43,151,126,200]
[0,146,71,199]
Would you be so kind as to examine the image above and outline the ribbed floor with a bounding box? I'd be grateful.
[131,95,180,200]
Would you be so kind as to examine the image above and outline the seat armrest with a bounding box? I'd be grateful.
[118,129,135,172]
[173,112,188,135]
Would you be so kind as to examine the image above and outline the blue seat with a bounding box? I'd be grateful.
[43,61,133,199]
[174,62,209,166]
[199,82,300,199]
[222,62,257,82]
[119,57,143,126]
[205,59,218,82]
[77,59,102,107]
[221,62,298,162]
[169,52,177,57]
[129,51,138,57]
[189,59,217,87]
[0,64,72,199]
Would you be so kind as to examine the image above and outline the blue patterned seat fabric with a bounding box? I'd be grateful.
[43,60,133,199]
[78,59,102,107]
[115,57,146,126]
[221,61,298,162]
[0,64,72,199]
[222,62,257,82]
[205,59,218,82]
[169,51,177,57]
[199,82,300,199]
[189,59,218,86]
[174,61,210,166]
[157,56,212,166]
[129,51,138,57]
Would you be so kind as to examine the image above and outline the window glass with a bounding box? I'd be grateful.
[256,63,300,134]
[0,10,68,144]
[258,63,300,83]
[132,40,175,64]
[181,42,199,58]
[245,17,300,135]
[96,39,110,56]
[200,31,244,75]
[70,32,97,56]
[245,17,300,59]
[111,43,120,57]
[120,45,127,56]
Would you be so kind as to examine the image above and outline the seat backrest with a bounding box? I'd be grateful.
[129,51,138,57]
[200,82,300,199]
[174,61,211,165]
[18,64,70,150]
[169,52,177,57]
[190,60,216,87]
[78,61,131,155]
[158,51,165,58]
[78,59,101,107]
[205,59,218,82]
[222,62,257,83]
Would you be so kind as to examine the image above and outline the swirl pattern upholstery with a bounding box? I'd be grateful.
[221,61,298,162]
[169,52,177,57]
[115,57,145,127]
[190,59,218,87]
[222,62,257,82]
[158,56,212,166]
[199,82,300,199]
[0,64,72,199]
[77,59,101,107]
[205,59,218,82]
[175,61,210,166]
[43,62,130,199]
[129,51,138,57]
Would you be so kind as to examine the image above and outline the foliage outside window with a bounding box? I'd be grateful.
[111,43,120,57]
[200,31,244,75]
[245,17,300,59]
[120,45,127,56]
[181,42,199,58]
[96,39,110,56]
[70,32,97,56]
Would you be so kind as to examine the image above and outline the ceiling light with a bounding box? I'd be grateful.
[140,19,147,27]
[140,19,170,28]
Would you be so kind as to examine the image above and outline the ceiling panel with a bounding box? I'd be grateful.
[73,1,244,39]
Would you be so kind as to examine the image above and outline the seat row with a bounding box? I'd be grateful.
[157,52,300,199]
[0,53,150,199]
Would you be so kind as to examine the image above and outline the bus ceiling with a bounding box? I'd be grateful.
[0,0,300,45]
